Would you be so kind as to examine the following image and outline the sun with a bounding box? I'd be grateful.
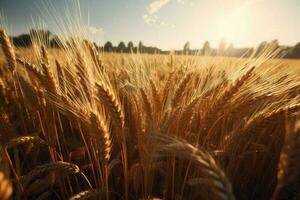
[216,5,253,46]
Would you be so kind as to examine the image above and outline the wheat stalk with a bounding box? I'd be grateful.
[272,120,300,200]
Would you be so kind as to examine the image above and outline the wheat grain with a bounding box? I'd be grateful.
[69,190,100,200]
[5,136,47,149]
[21,161,80,188]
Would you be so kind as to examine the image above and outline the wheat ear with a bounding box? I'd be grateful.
[55,60,66,93]
[40,45,49,66]
[95,82,124,128]
[5,136,47,149]
[84,40,102,70]
[16,57,45,84]
[150,79,161,114]
[4,136,48,185]
[161,71,175,109]
[212,67,255,111]
[0,29,16,72]
[21,161,80,188]
[140,87,153,123]
[171,73,192,108]
[90,112,112,162]
[41,63,57,94]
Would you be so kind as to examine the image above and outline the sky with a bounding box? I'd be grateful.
[0,0,299,50]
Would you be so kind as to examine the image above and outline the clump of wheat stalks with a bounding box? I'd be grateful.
[1,22,300,200]
[3,136,48,187]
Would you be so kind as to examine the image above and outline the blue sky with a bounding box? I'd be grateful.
[0,0,299,50]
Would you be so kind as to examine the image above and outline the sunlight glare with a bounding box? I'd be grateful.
[216,5,253,46]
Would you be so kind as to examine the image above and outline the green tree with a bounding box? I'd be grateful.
[227,43,234,57]
[202,41,211,56]
[255,41,267,57]
[104,41,113,52]
[138,41,144,53]
[117,41,126,52]
[183,41,190,55]
[29,29,51,43]
[127,41,134,52]
[290,42,300,58]
[12,34,31,47]
[218,39,227,56]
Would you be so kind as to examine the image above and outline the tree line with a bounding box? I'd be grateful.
[12,29,163,54]
[10,29,300,59]
[180,40,300,58]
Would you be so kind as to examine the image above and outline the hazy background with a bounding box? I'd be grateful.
[0,0,299,50]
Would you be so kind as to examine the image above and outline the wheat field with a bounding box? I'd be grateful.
[0,27,300,200]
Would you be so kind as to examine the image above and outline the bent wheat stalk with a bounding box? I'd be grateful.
[3,136,48,191]
[155,135,235,200]
[21,161,80,188]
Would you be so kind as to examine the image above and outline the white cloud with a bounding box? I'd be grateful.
[148,0,170,15]
[84,25,104,35]
[144,0,191,27]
